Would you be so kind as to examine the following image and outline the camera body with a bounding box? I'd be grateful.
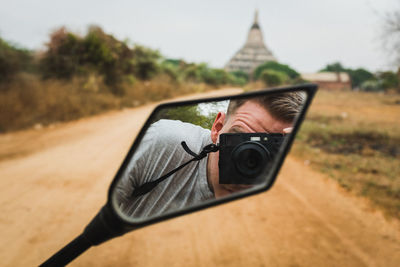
[218,133,284,185]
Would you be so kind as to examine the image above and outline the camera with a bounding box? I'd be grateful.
[218,133,285,185]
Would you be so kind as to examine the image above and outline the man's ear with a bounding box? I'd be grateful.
[211,112,226,143]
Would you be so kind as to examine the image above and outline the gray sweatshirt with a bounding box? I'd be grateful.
[115,119,215,220]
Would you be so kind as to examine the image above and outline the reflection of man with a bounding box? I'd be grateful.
[116,92,305,218]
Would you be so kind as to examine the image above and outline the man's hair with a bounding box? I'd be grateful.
[226,91,306,123]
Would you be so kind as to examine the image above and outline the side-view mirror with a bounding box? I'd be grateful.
[41,84,317,266]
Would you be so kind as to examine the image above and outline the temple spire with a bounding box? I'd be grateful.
[251,9,260,29]
[225,10,276,75]
[254,9,259,25]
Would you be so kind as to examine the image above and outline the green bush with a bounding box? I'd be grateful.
[160,60,181,82]
[197,64,218,85]
[378,71,399,90]
[320,62,375,89]
[130,45,161,80]
[260,69,288,87]
[204,68,230,86]
[39,28,81,79]
[0,37,33,84]
[181,63,233,86]
[320,62,346,73]
[254,61,299,80]
[229,70,249,86]
[348,68,374,89]
[360,80,383,92]
[182,64,201,82]
[162,59,248,87]
[152,104,218,129]
[38,26,163,95]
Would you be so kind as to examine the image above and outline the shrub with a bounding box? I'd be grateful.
[183,64,201,82]
[229,70,249,86]
[360,80,383,92]
[39,27,81,80]
[202,68,230,86]
[320,62,346,73]
[130,45,161,80]
[348,68,374,89]
[39,26,162,95]
[160,62,180,82]
[260,69,288,87]
[0,74,119,132]
[0,37,33,84]
[377,71,399,91]
[181,63,231,86]
[320,62,375,89]
[254,61,299,80]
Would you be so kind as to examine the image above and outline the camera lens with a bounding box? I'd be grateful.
[232,142,271,179]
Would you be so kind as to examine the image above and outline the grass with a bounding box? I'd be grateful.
[0,73,214,133]
[292,89,400,220]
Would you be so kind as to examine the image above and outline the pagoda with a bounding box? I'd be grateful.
[225,10,276,75]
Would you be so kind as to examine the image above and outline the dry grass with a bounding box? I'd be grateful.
[0,74,119,132]
[292,89,400,219]
[243,80,266,91]
[122,74,211,106]
[0,73,215,133]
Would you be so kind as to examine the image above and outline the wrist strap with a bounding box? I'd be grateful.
[131,142,219,198]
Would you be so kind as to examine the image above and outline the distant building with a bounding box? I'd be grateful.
[301,72,351,90]
[225,10,276,75]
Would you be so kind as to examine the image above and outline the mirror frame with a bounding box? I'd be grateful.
[108,84,317,229]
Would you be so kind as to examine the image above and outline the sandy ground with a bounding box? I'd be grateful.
[0,88,399,267]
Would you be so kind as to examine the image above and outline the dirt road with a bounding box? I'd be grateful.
[1,89,399,267]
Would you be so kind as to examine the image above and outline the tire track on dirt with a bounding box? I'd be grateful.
[281,181,376,267]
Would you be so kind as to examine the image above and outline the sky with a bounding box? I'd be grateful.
[0,0,398,73]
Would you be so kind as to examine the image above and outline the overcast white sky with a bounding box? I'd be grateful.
[0,0,398,72]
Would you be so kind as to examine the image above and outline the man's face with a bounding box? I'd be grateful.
[207,100,292,198]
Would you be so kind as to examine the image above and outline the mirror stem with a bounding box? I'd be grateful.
[39,234,91,266]
[40,204,127,266]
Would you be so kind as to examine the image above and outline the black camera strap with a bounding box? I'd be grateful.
[130,142,219,198]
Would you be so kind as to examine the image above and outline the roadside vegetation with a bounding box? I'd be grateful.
[292,90,400,220]
[0,26,247,133]
[2,24,398,133]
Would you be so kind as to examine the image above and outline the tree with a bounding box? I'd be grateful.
[0,37,32,83]
[254,61,299,80]
[182,64,200,82]
[39,27,81,79]
[260,69,288,87]
[181,63,232,86]
[348,68,374,89]
[39,26,148,95]
[82,26,133,94]
[319,62,346,73]
[152,104,217,129]
[381,7,400,93]
[230,70,248,82]
[378,71,399,90]
[382,9,400,66]
[162,59,183,68]
[360,80,383,92]
[229,70,249,86]
[130,45,161,80]
[202,68,231,86]
[320,62,374,89]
